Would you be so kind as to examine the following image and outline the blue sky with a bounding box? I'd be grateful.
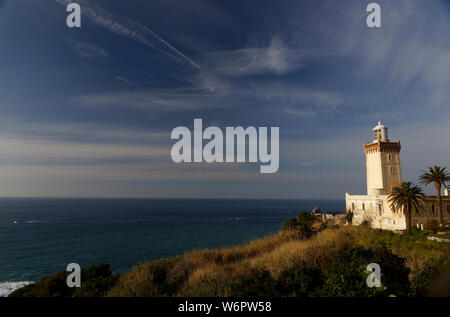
[0,0,449,198]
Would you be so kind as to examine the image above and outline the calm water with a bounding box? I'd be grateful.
[0,198,344,293]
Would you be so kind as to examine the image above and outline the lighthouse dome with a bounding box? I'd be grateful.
[372,121,385,131]
[372,121,389,141]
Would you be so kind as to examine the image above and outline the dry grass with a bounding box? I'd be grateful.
[108,225,450,297]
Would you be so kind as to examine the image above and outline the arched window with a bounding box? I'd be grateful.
[431,204,435,214]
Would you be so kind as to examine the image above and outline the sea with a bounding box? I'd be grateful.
[0,198,344,296]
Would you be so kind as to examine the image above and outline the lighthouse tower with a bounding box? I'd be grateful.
[346,122,449,231]
[364,122,402,196]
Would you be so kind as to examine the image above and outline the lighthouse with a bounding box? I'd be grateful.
[364,122,402,196]
[346,122,450,231]
[345,122,406,230]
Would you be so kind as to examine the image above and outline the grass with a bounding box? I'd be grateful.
[107,224,450,297]
[11,222,450,297]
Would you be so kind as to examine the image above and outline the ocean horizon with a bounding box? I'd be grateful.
[0,198,344,296]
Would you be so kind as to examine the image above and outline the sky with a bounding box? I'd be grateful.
[0,0,449,198]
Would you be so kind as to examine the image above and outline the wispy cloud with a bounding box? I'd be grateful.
[203,36,303,77]
[75,89,234,111]
[114,76,143,89]
[68,38,109,58]
[54,0,200,69]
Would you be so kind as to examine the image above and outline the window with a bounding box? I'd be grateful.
[362,203,365,211]
[431,204,435,214]
[447,204,449,214]
[388,154,392,161]
[389,166,396,175]
[352,203,355,211]
[378,204,382,216]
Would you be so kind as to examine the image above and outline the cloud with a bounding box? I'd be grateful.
[343,0,450,106]
[53,0,200,69]
[0,119,169,144]
[68,38,109,58]
[114,76,143,89]
[75,88,235,111]
[203,36,303,77]
[0,137,168,161]
[283,108,316,117]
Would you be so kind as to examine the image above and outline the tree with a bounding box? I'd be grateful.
[346,211,354,224]
[388,182,425,236]
[281,211,316,238]
[419,166,450,224]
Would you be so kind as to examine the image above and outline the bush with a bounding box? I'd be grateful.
[318,246,409,297]
[361,219,371,227]
[276,264,323,296]
[9,263,117,297]
[282,211,317,238]
[424,220,440,233]
[229,267,277,297]
[346,211,354,224]
[108,258,192,297]
[282,217,299,230]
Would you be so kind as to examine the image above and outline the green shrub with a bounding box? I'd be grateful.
[282,217,299,230]
[108,258,192,297]
[9,263,117,297]
[424,220,440,233]
[409,257,444,296]
[229,267,277,297]
[346,211,354,224]
[282,211,317,238]
[276,264,323,296]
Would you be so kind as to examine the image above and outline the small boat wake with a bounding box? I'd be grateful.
[227,216,247,221]
[12,220,45,224]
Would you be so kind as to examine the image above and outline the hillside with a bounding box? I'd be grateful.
[10,220,450,297]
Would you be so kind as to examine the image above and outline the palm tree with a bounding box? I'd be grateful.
[388,182,425,236]
[419,166,450,224]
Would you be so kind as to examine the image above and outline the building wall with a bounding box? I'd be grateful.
[345,193,405,230]
[365,149,383,195]
[346,193,450,230]
[411,196,450,226]
[364,141,402,196]
[380,150,402,195]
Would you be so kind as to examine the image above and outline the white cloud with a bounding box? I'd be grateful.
[0,137,167,161]
[54,0,200,69]
[114,76,143,89]
[68,39,109,58]
[203,36,303,77]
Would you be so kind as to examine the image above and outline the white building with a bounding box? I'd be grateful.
[346,122,449,230]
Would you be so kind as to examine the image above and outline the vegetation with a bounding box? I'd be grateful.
[419,165,450,224]
[346,211,354,224]
[9,263,117,297]
[388,182,425,236]
[10,220,450,297]
[281,211,319,238]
